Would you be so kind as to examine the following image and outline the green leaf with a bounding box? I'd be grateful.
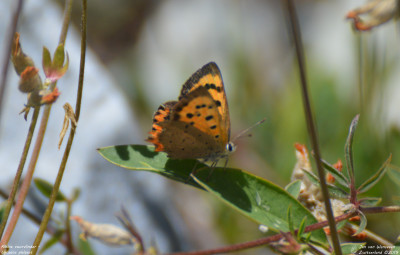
[392,236,400,253]
[97,145,205,188]
[387,164,400,185]
[191,170,327,244]
[34,178,67,202]
[302,169,320,186]
[285,180,302,199]
[357,154,392,194]
[353,211,367,236]
[391,246,400,254]
[71,188,81,202]
[38,230,64,254]
[42,46,51,72]
[287,205,294,234]
[53,44,65,69]
[297,216,307,240]
[78,238,96,255]
[321,159,349,187]
[336,219,347,230]
[99,145,327,243]
[359,197,381,207]
[345,115,359,181]
[302,170,349,198]
[326,183,349,199]
[59,52,69,76]
[340,242,366,255]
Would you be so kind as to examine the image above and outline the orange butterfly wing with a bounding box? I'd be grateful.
[147,62,231,160]
[179,62,230,140]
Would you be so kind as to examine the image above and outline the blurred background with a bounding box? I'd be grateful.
[1,0,400,254]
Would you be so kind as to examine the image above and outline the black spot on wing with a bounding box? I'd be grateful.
[205,115,213,121]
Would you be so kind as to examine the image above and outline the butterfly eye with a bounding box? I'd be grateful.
[226,142,236,153]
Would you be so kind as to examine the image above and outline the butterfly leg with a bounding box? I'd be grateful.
[223,158,229,170]
[185,160,200,183]
[205,160,219,181]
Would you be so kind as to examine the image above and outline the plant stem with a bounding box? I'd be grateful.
[0,107,39,238]
[283,1,342,254]
[0,0,73,251]
[356,34,364,114]
[344,223,394,247]
[0,189,82,255]
[65,200,73,252]
[31,131,76,254]
[166,211,357,255]
[0,0,24,123]
[31,0,86,252]
[0,104,52,250]
[361,205,400,214]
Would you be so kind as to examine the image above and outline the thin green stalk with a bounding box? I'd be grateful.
[0,107,39,238]
[0,103,51,250]
[0,0,24,123]
[284,1,342,254]
[31,130,76,254]
[0,189,82,255]
[65,200,73,252]
[59,0,72,45]
[31,0,86,252]
[357,34,364,114]
[0,189,42,226]
[0,0,73,250]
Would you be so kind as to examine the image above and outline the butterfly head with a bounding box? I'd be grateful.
[226,141,236,154]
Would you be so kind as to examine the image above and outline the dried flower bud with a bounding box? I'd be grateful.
[19,66,42,93]
[11,33,36,75]
[349,216,361,222]
[271,232,302,254]
[332,159,343,172]
[346,0,399,31]
[291,144,353,224]
[40,88,60,105]
[26,89,43,107]
[25,88,60,107]
[71,216,137,247]
[291,143,312,182]
[326,159,343,184]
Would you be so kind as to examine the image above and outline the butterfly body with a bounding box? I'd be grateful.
[147,62,235,163]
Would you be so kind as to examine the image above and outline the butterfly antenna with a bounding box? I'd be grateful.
[232,118,266,142]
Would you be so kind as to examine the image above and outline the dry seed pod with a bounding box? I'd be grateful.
[70,216,137,247]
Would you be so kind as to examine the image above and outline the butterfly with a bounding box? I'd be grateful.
[146,62,236,167]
